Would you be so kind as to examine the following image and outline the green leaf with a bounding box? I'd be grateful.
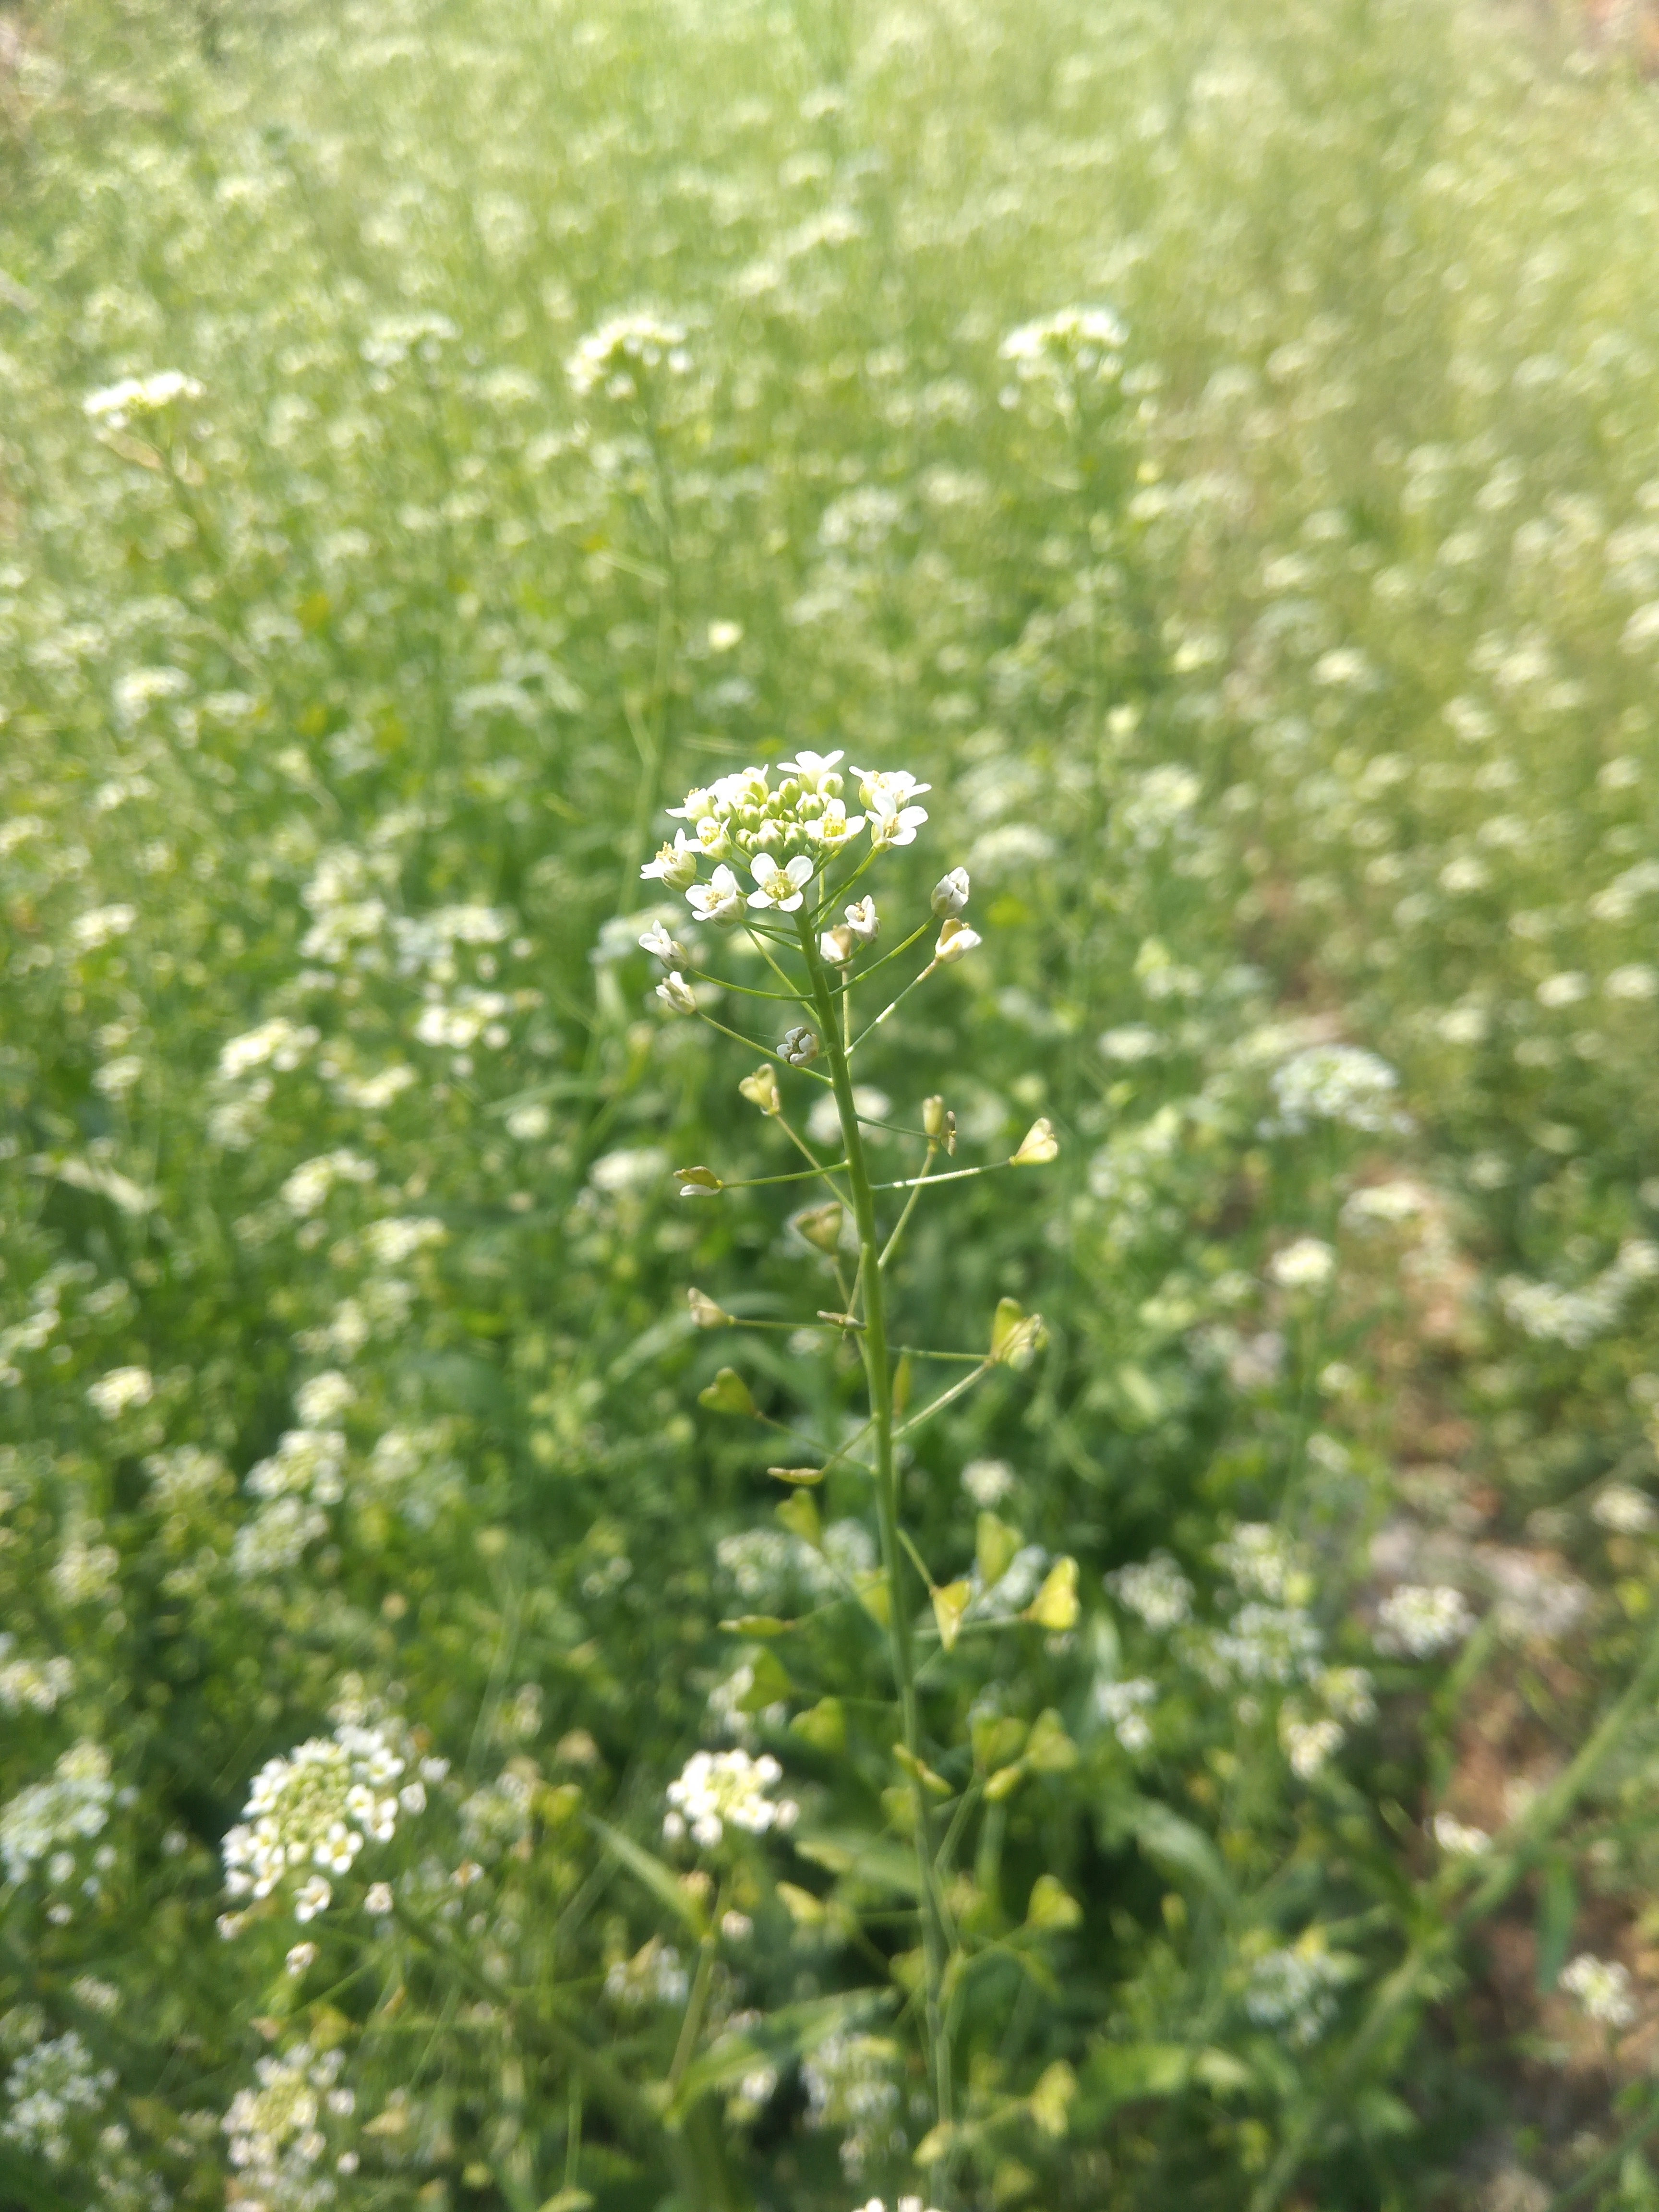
[586,1815,708,1938]
[792,1829,920,1895]
[1536,1854,1577,1993]
[1122,1800,1235,1908]
[698,1366,756,1416]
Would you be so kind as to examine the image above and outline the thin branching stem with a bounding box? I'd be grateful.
[795,910,958,2183]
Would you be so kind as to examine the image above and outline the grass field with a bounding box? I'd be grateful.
[7,1,1659,2206]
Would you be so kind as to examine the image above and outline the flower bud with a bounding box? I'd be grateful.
[932,866,971,918]
[1010,1117,1058,1166]
[673,1164,723,1196]
[819,925,856,966]
[922,1094,957,1154]
[738,1064,781,1115]
[686,1287,731,1328]
[780,1025,820,1068]
[657,971,697,1013]
[932,918,982,967]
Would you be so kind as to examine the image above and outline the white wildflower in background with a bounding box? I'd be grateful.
[1280,1714,1344,1779]
[1000,303,1126,387]
[230,1495,328,1578]
[1093,1676,1156,1750]
[662,1749,797,1848]
[1267,1236,1336,1292]
[1432,1812,1491,1857]
[604,1937,690,2010]
[280,1150,375,1216]
[566,311,689,400]
[0,1743,113,1884]
[1,2030,115,2164]
[85,1366,152,1418]
[294,1371,355,1426]
[1561,1953,1637,2028]
[807,1087,890,1148]
[1106,1552,1194,1629]
[961,1457,1016,1507]
[803,2032,903,2178]
[221,2042,352,2205]
[0,1637,73,1714]
[83,370,202,427]
[1244,1941,1348,2046]
[1376,1584,1476,1657]
[1268,1044,1408,1135]
[217,1018,319,1080]
[68,904,138,952]
[1499,1240,1659,1350]
[1202,1602,1322,1687]
[1592,1484,1658,1534]
[1214,1524,1303,1604]
[221,1719,419,1921]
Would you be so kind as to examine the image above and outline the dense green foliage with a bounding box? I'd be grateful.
[7,0,1659,2205]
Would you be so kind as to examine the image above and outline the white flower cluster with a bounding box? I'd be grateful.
[566,311,690,400]
[1244,1941,1348,2047]
[1267,1235,1336,1292]
[802,2032,903,2178]
[1267,1044,1408,1135]
[1498,1238,1659,1350]
[662,1748,798,1849]
[1093,1675,1157,1751]
[853,2200,942,2212]
[0,1743,113,1885]
[1213,1523,1307,1605]
[1376,1583,1475,1657]
[233,1426,350,1581]
[222,1719,432,1923]
[83,369,202,428]
[0,1635,73,1714]
[85,1365,153,1419]
[223,2041,357,2206]
[1000,304,1126,386]
[1592,1483,1658,1534]
[1432,1812,1491,1858]
[1106,1551,1195,1629]
[1,2029,114,2165]
[642,750,929,911]
[1561,1952,1637,2029]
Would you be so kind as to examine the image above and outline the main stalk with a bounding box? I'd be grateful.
[796,914,955,2166]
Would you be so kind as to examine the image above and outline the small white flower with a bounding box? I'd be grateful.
[1561,1952,1637,2028]
[1376,1584,1475,1657]
[820,925,856,964]
[867,801,929,850]
[931,867,970,917]
[686,864,744,925]
[843,896,879,943]
[84,370,203,428]
[780,1026,820,1067]
[1268,1237,1336,1292]
[638,920,688,965]
[86,1367,153,1419]
[1432,1812,1491,1858]
[805,798,866,850]
[748,854,815,912]
[1593,1483,1659,1534]
[364,1882,394,1916]
[779,748,844,782]
[657,972,697,1014]
[285,1941,319,1976]
[293,1875,332,1922]
[642,831,700,890]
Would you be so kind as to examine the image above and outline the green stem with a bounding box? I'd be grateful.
[795,911,957,2183]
